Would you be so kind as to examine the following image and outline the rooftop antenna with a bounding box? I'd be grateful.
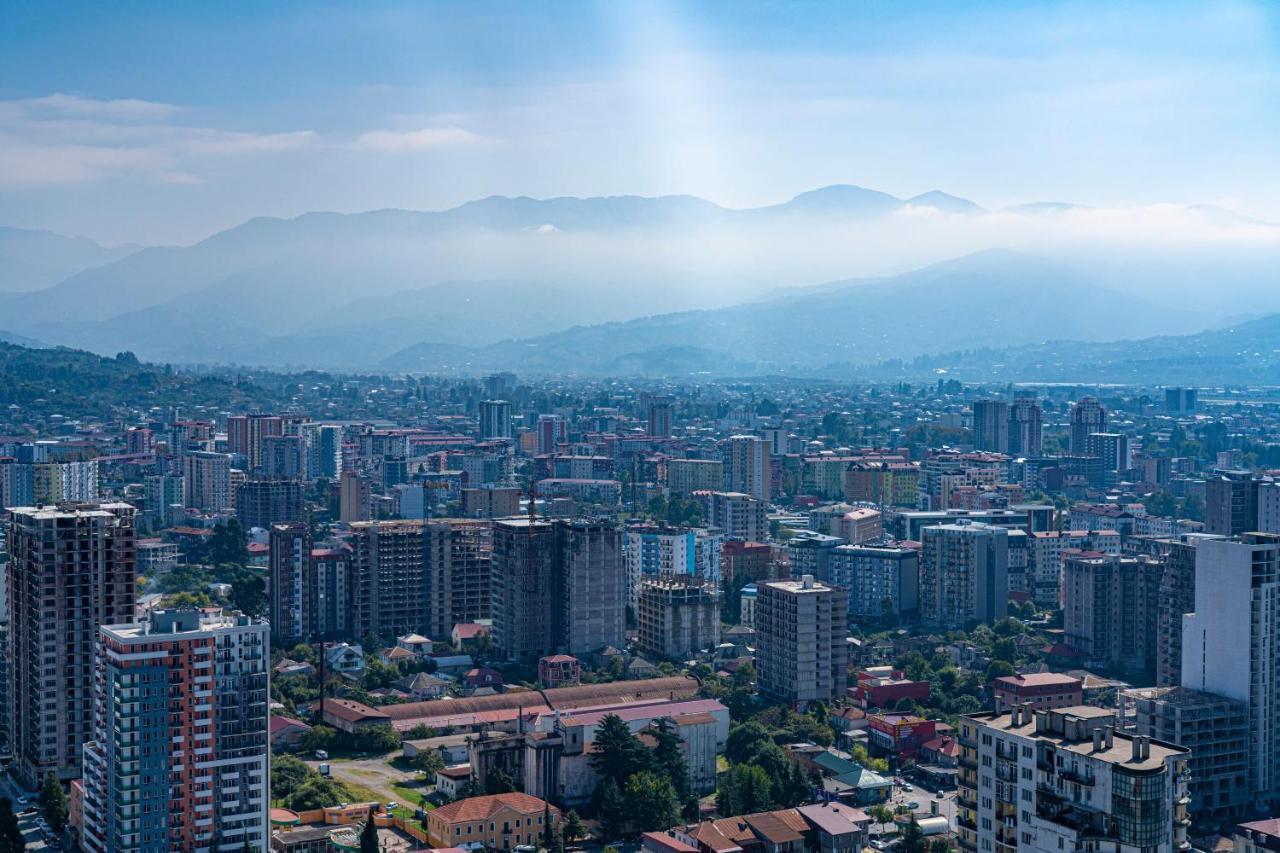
[528,481,538,523]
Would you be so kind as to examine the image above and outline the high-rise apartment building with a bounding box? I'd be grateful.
[260,433,305,479]
[348,519,429,643]
[490,518,625,662]
[646,395,673,438]
[425,519,493,639]
[1085,432,1131,484]
[1127,686,1250,822]
[1205,471,1260,536]
[1062,552,1162,679]
[6,502,137,786]
[703,490,768,542]
[235,479,305,531]
[182,451,232,512]
[303,422,343,480]
[956,705,1190,853]
[143,473,184,529]
[972,400,1010,453]
[484,372,517,400]
[827,542,919,624]
[1181,534,1280,808]
[1068,397,1107,455]
[755,575,848,706]
[225,413,284,472]
[536,414,568,455]
[1258,480,1280,534]
[666,459,724,496]
[1027,529,1122,607]
[918,521,1009,628]
[479,400,514,441]
[81,609,270,852]
[1165,387,1197,414]
[723,435,771,500]
[636,575,720,661]
[461,486,522,519]
[626,525,723,605]
[339,469,370,523]
[269,522,315,647]
[1008,395,1043,457]
[1153,534,1222,688]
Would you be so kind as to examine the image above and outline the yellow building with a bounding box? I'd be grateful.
[426,793,559,850]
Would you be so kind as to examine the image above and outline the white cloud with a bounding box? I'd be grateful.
[0,93,316,186]
[351,126,489,151]
[23,93,181,120]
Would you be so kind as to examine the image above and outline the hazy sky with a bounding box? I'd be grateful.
[2,0,1279,245]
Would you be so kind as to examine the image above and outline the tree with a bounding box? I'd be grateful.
[0,798,23,853]
[271,755,312,801]
[589,714,651,788]
[725,721,773,764]
[208,518,249,566]
[285,777,349,811]
[40,772,67,833]
[929,839,954,853]
[899,819,927,853]
[360,816,380,853]
[624,771,680,834]
[563,810,586,843]
[651,718,692,800]
[355,724,402,754]
[484,768,519,795]
[715,763,775,815]
[985,660,1017,681]
[301,725,339,754]
[597,778,627,841]
[411,749,445,775]
[867,804,895,828]
[404,723,437,740]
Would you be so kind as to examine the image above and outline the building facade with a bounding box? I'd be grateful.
[81,609,270,853]
[918,521,1009,628]
[755,575,849,706]
[6,502,137,787]
[636,576,721,661]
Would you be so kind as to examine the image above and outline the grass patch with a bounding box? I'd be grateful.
[391,781,435,811]
[334,777,386,806]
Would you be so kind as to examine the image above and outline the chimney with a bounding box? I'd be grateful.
[1140,736,1151,759]
[1009,705,1021,726]
[1131,736,1142,762]
[1092,728,1104,752]
[802,574,815,590]
[1104,726,1114,749]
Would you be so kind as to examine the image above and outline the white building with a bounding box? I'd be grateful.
[957,705,1190,853]
[1181,533,1280,808]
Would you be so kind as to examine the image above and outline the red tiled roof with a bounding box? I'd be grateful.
[431,793,553,824]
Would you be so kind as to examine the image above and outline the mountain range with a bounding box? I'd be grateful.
[2,185,1278,376]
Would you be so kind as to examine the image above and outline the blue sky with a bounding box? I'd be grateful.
[2,1,1278,244]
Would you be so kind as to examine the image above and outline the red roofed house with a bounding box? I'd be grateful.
[425,793,558,849]
[452,622,489,648]
[269,716,312,752]
[321,698,390,734]
[461,667,503,691]
[538,655,581,688]
[850,667,930,710]
[991,672,1083,712]
[917,735,959,768]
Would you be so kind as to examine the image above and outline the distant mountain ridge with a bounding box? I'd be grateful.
[2,184,1275,372]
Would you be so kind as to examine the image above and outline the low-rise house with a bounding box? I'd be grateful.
[990,672,1083,712]
[398,671,450,700]
[403,733,476,766]
[274,658,316,679]
[628,657,660,679]
[320,698,390,734]
[324,642,365,674]
[380,645,418,667]
[461,667,503,691]
[451,622,489,648]
[538,654,581,688]
[269,716,312,752]
[435,764,473,801]
[397,632,434,657]
[425,793,558,850]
